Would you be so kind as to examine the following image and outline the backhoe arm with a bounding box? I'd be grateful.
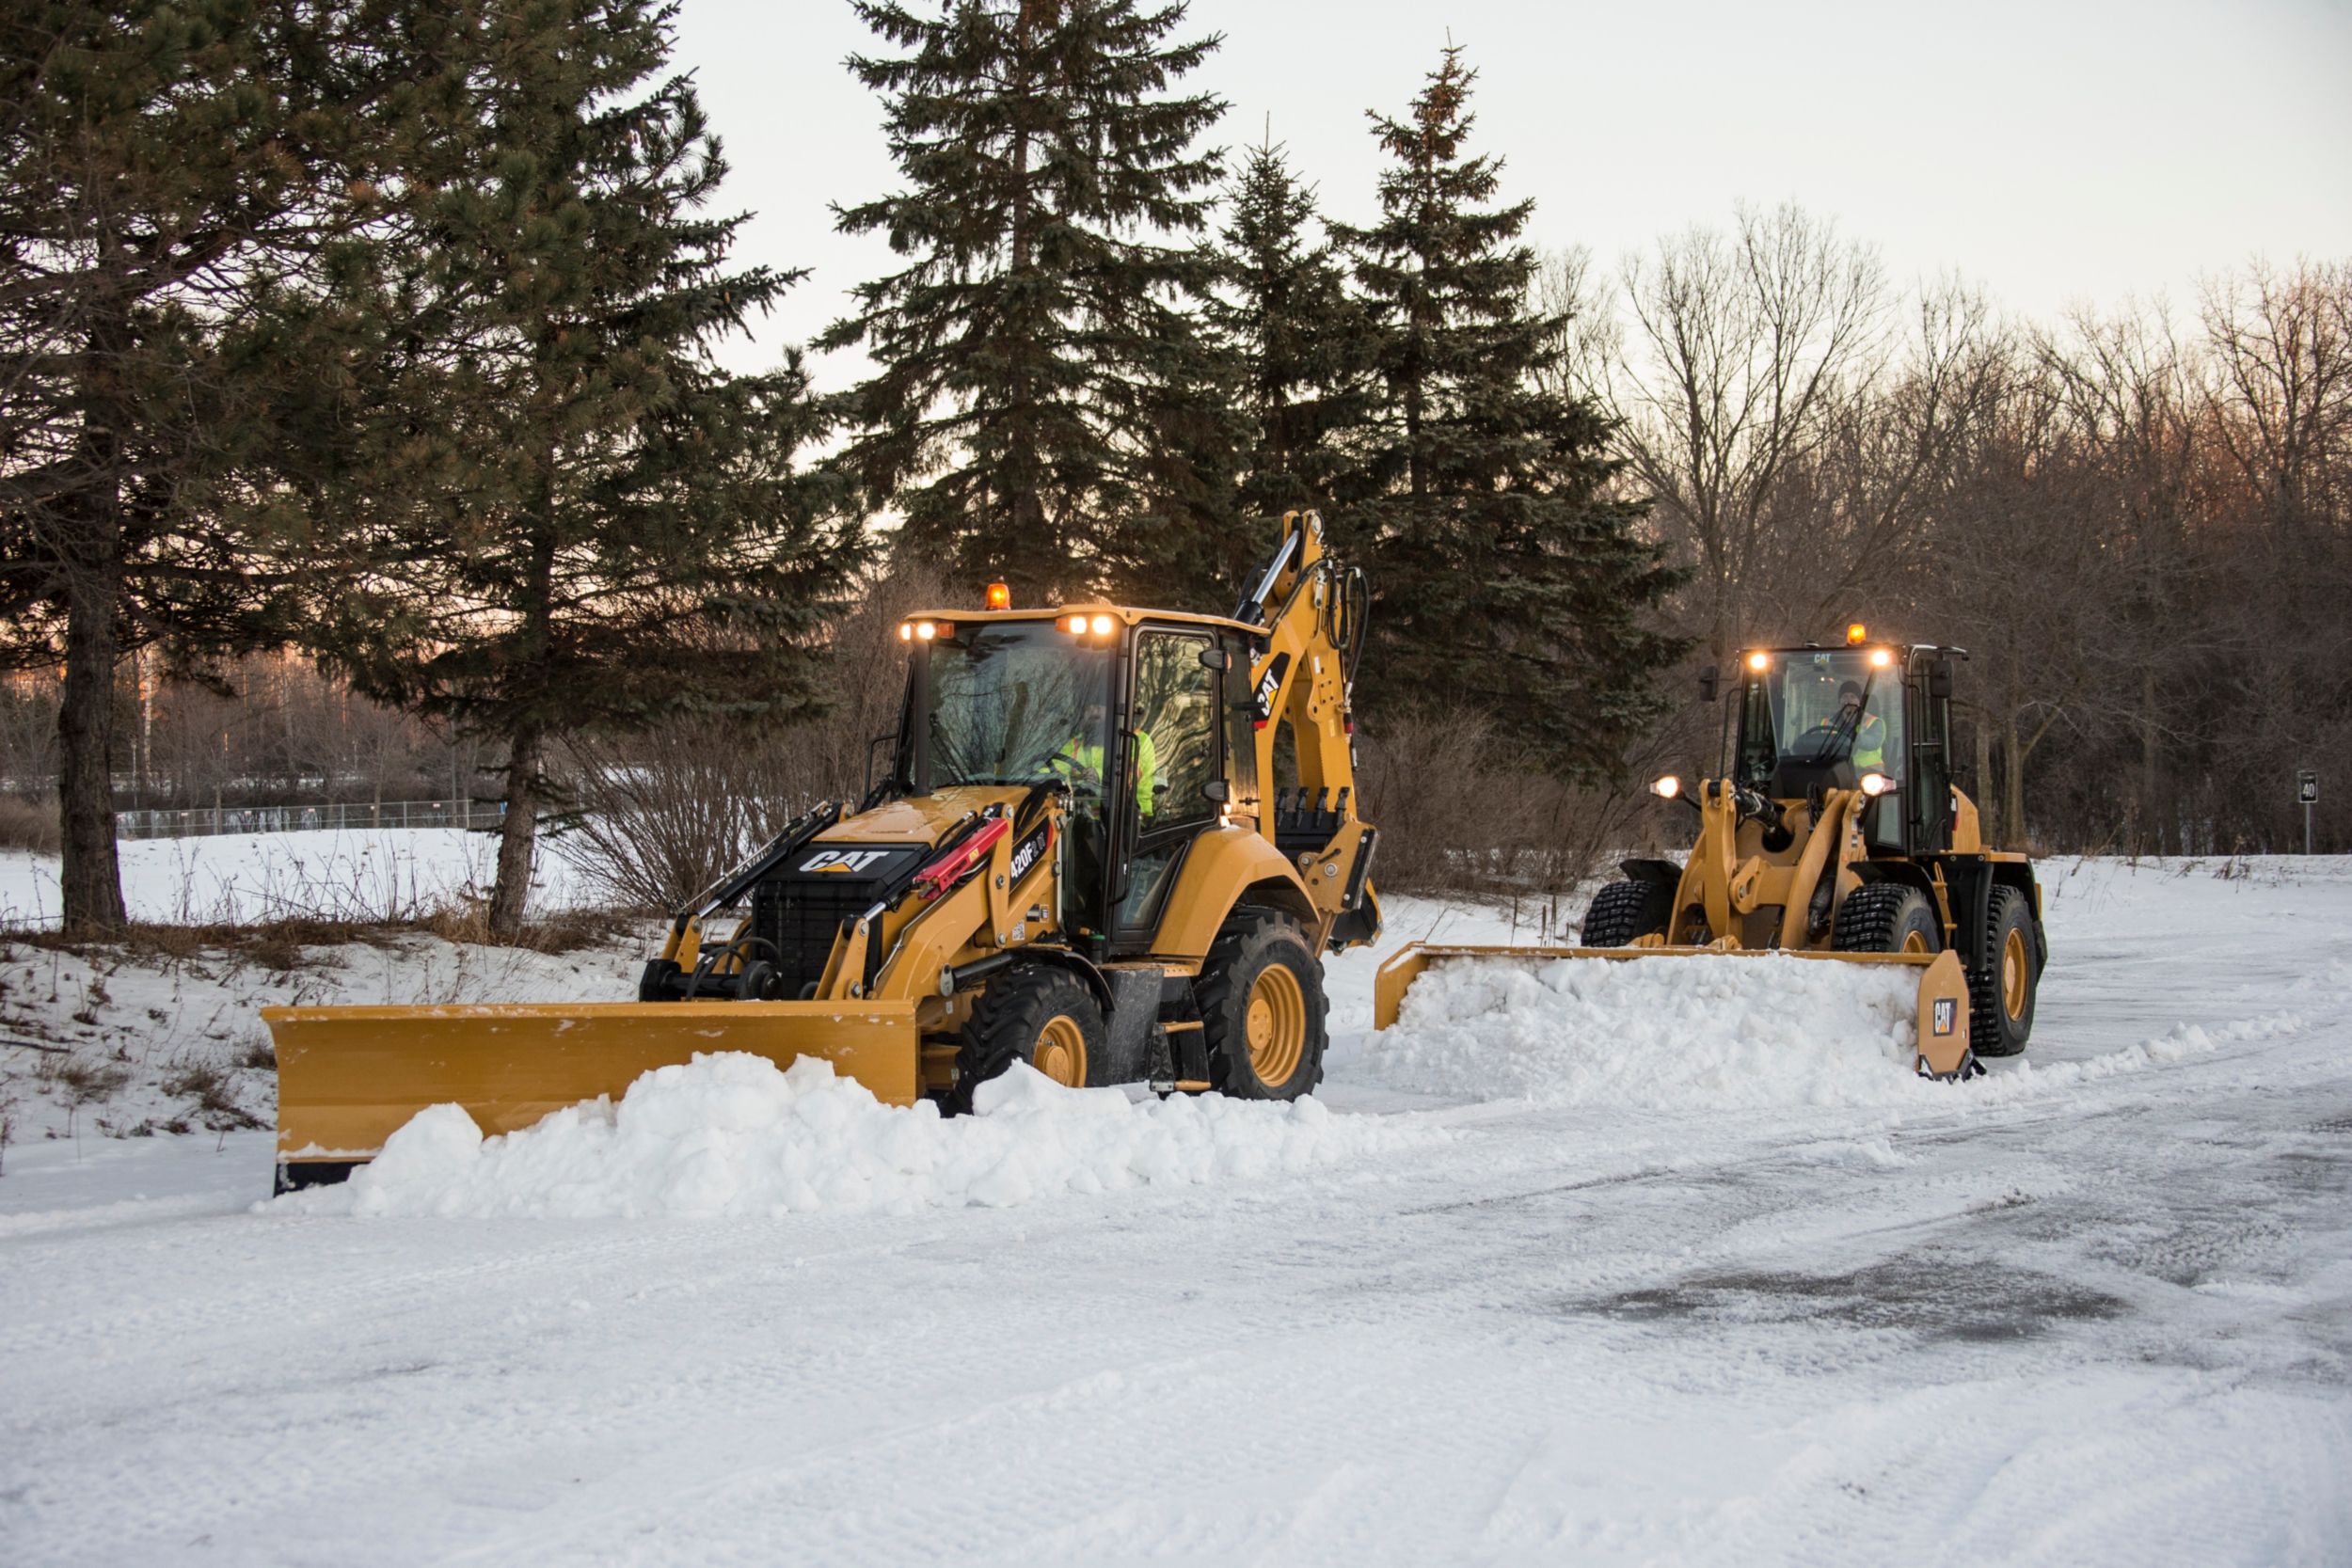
[1236,511,1380,946]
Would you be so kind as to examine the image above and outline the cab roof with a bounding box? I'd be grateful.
[900,604,1265,637]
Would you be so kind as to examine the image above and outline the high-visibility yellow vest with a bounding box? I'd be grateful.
[1060,731,1160,817]
[1852,715,1887,771]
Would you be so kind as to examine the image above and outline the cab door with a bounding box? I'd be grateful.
[1110,626,1224,947]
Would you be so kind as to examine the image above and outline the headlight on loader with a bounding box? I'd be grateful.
[1650,774,1682,800]
[1859,771,1895,798]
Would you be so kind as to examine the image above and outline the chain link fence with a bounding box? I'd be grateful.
[114,799,507,840]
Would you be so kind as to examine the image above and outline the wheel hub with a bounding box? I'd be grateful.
[1033,1014,1088,1087]
[2002,927,2028,1020]
[1244,965,1306,1087]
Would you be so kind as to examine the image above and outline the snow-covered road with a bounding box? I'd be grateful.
[4,859,2349,1566]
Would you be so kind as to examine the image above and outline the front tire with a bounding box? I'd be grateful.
[1581,879,1675,946]
[1198,911,1328,1100]
[951,965,1106,1112]
[1833,884,1940,955]
[1969,887,2038,1057]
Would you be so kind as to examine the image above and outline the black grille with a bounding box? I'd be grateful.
[752,878,883,995]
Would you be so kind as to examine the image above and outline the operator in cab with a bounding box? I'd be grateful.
[1811,679,1889,770]
[1054,699,1158,819]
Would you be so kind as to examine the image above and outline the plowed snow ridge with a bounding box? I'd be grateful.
[284,1053,1439,1219]
[1337,954,1994,1108]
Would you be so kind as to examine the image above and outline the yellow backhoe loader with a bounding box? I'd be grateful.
[268,513,1383,1191]
[1375,627,2045,1082]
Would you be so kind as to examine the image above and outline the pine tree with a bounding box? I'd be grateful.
[823,0,1232,605]
[313,0,859,935]
[1335,47,1683,776]
[0,0,416,932]
[1205,136,1375,530]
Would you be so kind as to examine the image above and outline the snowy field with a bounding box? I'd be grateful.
[0,825,589,930]
[3,856,2350,1565]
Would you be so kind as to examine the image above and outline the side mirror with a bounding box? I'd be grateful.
[1200,778,1230,804]
[863,731,897,796]
[1929,657,1955,700]
[1697,665,1719,703]
[1199,647,1229,671]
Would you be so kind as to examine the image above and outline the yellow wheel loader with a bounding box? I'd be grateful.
[267,513,1383,1191]
[1374,628,2046,1082]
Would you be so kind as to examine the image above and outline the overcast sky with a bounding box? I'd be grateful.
[672,0,2352,384]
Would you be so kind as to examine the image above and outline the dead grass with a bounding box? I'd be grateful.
[0,797,60,854]
[18,904,637,967]
[161,1059,265,1131]
[418,902,638,954]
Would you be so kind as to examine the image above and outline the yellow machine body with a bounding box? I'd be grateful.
[269,512,1384,1187]
[1369,636,2044,1085]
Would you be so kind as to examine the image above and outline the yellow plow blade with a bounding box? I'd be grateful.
[264,1000,921,1183]
[1373,943,1976,1080]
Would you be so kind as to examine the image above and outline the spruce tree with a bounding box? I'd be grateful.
[823,0,1231,605]
[313,0,858,935]
[1335,47,1682,776]
[1205,136,1375,531]
[0,0,419,932]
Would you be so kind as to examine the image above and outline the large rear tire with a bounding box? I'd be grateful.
[1199,911,1328,1100]
[1581,879,1675,946]
[1969,887,2038,1057]
[950,965,1106,1112]
[1833,884,1940,955]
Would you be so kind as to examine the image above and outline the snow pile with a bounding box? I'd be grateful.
[1332,953,1936,1109]
[288,1053,1433,1219]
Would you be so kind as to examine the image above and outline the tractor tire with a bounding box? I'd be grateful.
[1581,879,1676,947]
[1198,911,1328,1101]
[949,965,1106,1112]
[1968,886,2039,1057]
[1832,883,1940,955]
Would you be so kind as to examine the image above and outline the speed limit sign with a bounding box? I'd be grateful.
[2301,770,2320,805]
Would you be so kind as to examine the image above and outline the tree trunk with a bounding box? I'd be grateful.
[2002,712,2027,852]
[1971,709,1994,847]
[56,550,128,934]
[487,724,543,936]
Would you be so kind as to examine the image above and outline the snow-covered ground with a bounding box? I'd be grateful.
[4,857,2350,1565]
[0,825,588,930]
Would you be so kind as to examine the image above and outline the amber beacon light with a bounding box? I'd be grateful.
[984,581,1011,610]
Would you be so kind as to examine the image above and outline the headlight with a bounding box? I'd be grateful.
[1859,772,1894,797]
[1650,774,1681,800]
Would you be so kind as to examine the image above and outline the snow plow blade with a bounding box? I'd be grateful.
[1372,944,1978,1080]
[264,1000,921,1189]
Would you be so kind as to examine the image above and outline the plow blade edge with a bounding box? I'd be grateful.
[1371,944,1975,1079]
[265,1000,921,1185]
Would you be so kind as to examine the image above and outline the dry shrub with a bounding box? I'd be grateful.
[418,900,635,954]
[1355,711,1662,903]
[554,561,947,911]
[0,796,60,854]
[161,1060,265,1131]
[40,1053,131,1108]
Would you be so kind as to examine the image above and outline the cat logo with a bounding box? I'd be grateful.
[799,847,892,875]
[1252,652,1291,729]
[1932,997,1958,1037]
